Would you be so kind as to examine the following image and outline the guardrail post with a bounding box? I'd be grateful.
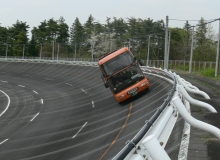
[172,94,220,139]
[175,74,210,99]
[142,135,171,160]
[177,85,217,112]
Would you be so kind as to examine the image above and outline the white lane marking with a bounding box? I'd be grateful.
[0,90,10,117]
[41,99,43,104]
[45,78,54,81]
[81,88,87,94]
[65,83,73,86]
[92,100,95,108]
[23,74,33,77]
[30,112,39,121]
[18,85,25,87]
[33,90,38,94]
[72,122,88,139]
[1,80,8,83]
[0,139,8,145]
[178,100,191,160]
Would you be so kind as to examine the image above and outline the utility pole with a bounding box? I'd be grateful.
[92,41,95,62]
[52,41,54,60]
[40,43,42,59]
[189,26,195,73]
[167,30,171,64]
[5,44,8,59]
[57,43,59,60]
[146,35,151,66]
[215,19,220,77]
[23,44,25,59]
[164,16,169,70]
[74,44,76,61]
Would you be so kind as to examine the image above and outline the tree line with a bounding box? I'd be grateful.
[0,15,218,61]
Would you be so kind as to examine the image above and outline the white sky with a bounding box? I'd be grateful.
[0,0,219,37]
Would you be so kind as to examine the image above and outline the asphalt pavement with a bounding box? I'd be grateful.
[178,72,220,160]
[0,61,176,160]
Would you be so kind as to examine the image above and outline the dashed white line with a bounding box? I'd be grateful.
[41,99,43,104]
[30,112,39,121]
[0,139,8,145]
[65,83,73,86]
[18,85,25,87]
[33,90,38,94]
[92,100,95,108]
[72,122,88,139]
[81,88,87,94]
[1,80,8,83]
[45,78,54,81]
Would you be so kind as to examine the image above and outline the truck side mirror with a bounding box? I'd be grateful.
[138,59,144,66]
[101,75,109,88]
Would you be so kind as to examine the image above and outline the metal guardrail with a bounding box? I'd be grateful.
[1,58,220,160]
[112,67,220,160]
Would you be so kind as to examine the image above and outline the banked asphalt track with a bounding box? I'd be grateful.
[0,61,180,160]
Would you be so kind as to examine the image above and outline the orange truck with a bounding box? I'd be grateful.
[98,47,150,102]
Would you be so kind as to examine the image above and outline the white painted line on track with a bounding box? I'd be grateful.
[72,122,88,139]
[45,78,54,81]
[41,99,43,104]
[0,90,10,117]
[92,100,95,108]
[18,85,25,87]
[81,88,87,94]
[33,90,38,94]
[65,83,73,86]
[30,112,39,121]
[1,80,8,83]
[0,139,8,145]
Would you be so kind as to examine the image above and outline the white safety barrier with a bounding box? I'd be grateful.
[112,66,220,160]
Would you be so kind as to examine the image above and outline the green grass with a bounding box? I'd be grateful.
[200,68,215,77]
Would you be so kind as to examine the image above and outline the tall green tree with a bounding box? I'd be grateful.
[56,16,69,44]
[194,17,216,61]
[28,35,38,56]
[181,21,192,60]
[13,29,27,56]
[84,14,95,39]
[70,17,85,57]
[0,26,8,56]
[11,20,29,42]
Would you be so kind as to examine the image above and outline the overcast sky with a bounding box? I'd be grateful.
[1,0,219,36]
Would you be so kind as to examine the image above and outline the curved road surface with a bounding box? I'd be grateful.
[0,61,175,160]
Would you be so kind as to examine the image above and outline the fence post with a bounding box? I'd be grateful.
[142,135,171,160]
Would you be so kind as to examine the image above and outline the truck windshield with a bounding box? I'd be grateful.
[103,51,134,76]
[107,64,145,93]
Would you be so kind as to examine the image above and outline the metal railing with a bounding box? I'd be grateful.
[0,56,219,72]
[113,67,220,160]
